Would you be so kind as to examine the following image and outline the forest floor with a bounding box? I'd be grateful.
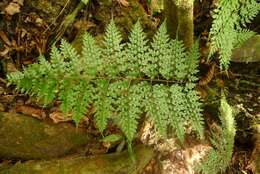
[0,0,259,174]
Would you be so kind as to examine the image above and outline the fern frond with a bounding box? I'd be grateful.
[50,46,66,75]
[123,21,148,77]
[82,33,101,76]
[146,84,169,137]
[103,20,124,54]
[197,93,235,174]
[34,56,57,104]
[169,84,186,142]
[149,21,172,79]
[119,82,148,141]
[109,80,139,141]
[184,83,204,139]
[94,80,112,133]
[102,20,123,77]
[7,20,204,149]
[170,39,187,80]
[233,29,256,48]
[60,39,80,61]
[71,81,93,125]
[186,40,200,82]
[209,0,260,69]
[7,71,26,92]
[60,39,81,75]
[58,79,77,117]
[239,0,260,27]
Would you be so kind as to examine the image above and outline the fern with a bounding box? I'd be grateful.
[102,20,123,77]
[186,40,200,82]
[197,92,236,174]
[233,29,256,48]
[146,84,169,137]
[209,0,260,69]
[149,21,171,79]
[123,20,149,77]
[93,80,112,133]
[7,20,204,151]
[168,84,187,142]
[82,33,101,76]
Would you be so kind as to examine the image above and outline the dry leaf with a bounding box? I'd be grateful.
[0,31,11,46]
[5,2,21,16]
[13,0,24,6]
[117,0,129,7]
[49,111,89,126]
[16,105,46,119]
[49,111,73,123]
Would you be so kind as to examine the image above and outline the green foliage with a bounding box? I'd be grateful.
[7,20,203,149]
[197,93,236,174]
[209,0,260,69]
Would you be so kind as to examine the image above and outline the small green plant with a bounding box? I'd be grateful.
[197,92,236,174]
[209,0,260,69]
[7,20,204,151]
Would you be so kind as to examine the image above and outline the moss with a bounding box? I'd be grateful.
[0,112,92,160]
[25,0,77,23]
[95,0,157,40]
[1,145,154,174]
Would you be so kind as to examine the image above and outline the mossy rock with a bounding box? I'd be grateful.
[0,112,93,160]
[231,35,260,63]
[0,145,154,174]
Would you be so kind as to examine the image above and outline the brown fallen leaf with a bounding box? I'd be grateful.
[49,111,89,125]
[13,0,24,6]
[73,20,96,31]
[5,2,21,16]
[16,105,46,119]
[49,111,73,123]
[117,0,129,7]
[0,31,12,46]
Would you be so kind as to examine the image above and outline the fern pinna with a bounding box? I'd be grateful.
[7,20,204,149]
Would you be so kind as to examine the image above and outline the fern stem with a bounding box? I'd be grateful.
[61,75,188,85]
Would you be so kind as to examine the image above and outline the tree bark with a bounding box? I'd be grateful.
[164,0,194,49]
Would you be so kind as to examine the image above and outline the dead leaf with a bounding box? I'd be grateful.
[5,2,21,16]
[49,111,90,126]
[49,111,73,123]
[13,0,24,6]
[0,31,11,46]
[73,20,96,30]
[0,46,10,57]
[16,105,46,119]
[117,0,129,7]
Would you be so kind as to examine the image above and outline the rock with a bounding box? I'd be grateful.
[0,145,154,174]
[0,112,93,160]
[231,35,260,63]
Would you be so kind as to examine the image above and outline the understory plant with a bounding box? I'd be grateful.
[7,20,204,152]
[197,92,236,174]
[209,0,260,69]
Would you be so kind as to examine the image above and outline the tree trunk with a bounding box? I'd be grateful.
[164,0,194,49]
